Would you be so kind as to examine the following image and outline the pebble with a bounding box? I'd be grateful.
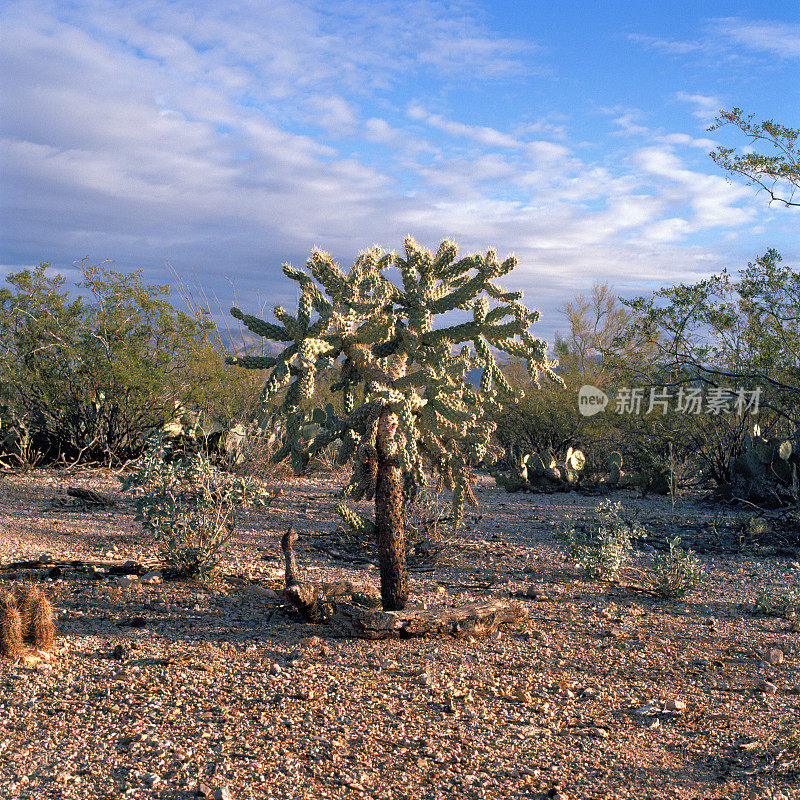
[766,647,784,665]
[525,585,549,600]
[664,699,686,713]
[758,680,778,695]
[140,570,163,585]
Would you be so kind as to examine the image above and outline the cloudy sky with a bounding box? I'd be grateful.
[1,0,798,339]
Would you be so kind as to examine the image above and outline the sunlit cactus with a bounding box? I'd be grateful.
[228,237,557,609]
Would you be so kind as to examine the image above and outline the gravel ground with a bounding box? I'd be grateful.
[0,467,799,800]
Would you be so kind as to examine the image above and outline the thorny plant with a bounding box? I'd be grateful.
[557,499,645,581]
[121,434,275,579]
[754,585,800,618]
[649,536,706,598]
[404,486,457,564]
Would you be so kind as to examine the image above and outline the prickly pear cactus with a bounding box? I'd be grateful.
[227,237,557,608]
[728,424,799,503]
[492,447,586,493]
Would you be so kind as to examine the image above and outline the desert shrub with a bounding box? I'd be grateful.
[608,250,800,490]
[404,486,456,563]
[649,536,706,598]
[557,499,644,580]
[0,261,260,466]
[120,434,273,579]
[755,587,800,618]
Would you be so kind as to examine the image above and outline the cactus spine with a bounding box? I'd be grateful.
[14,583,55,651]
[0,589,23,658]
[0,584,56,658]
[227,237,556,610]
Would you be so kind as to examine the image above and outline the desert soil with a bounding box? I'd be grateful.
[0,467,799,800]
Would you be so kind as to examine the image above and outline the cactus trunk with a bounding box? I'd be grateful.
[375,407,408,610]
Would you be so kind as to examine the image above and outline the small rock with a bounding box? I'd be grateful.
[111,643,130,661]
[141,773,160,786]
[213,787,233,800]
[528,629,550,644]
[196,785,214,798]
[269,662,282,675]
[758,680,778,695]
[766,648,784,665]
[525,585,549,601]
[140,570,163,585]
[602,627,623,639]
[790,620,800,633]
[115,574,139,588]
[664,699,686,713]
[634,705,660,716]
[285,650,305,662]
[513,687,533,703]
[300,636,322,648]
[589,726,608,739]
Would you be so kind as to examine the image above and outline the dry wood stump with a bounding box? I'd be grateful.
[280,526,527,639]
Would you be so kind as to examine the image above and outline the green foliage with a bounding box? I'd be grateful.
[492,447,586,493]
[608,250,800,493]
[755,587,800,618]
[649,536,706,598]
[0,261,255,466]
[228,237,557,526]
[709,108,799,208]
[557,499,643,581]
[120,435,273,580]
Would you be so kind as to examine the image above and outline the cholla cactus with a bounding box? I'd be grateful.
[228,237,557,609]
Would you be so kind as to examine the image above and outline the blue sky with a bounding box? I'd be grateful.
[1,0,798,340]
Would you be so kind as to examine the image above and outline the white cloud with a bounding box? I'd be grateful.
[627,33,701,55]
[306,95,359,137]
[675,92,722,122]
[631,145,752,231]
[0,0,785,344]
[659,133,717,150]
[712,18,800,59]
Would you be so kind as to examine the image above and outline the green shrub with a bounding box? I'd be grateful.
[755,587,800,618]
[120,435,273,579]
[649,536,706,598]
[0,261,260,466]
[557,499,643,581]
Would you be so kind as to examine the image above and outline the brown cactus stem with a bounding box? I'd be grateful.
[375,407,408,611]
[0,589,23,659]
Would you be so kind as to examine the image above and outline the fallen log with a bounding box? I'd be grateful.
[281,527,378,622]
[327,599,527,639]
[66,487,115,506]
[279,526,527,638]
[0,557,158,575]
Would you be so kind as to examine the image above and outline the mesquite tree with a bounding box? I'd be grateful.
[228,237,556,610]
